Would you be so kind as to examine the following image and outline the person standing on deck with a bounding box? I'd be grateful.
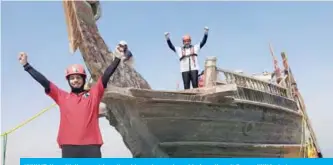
[165,27,209,89]
[18,52,121,158]
[115,40,135,68]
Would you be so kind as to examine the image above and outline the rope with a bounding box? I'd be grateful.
[1,103,57,165]
[298,103,316,158]
[2,134,7,165]
[300,113,306,157]
[1,103,57,137]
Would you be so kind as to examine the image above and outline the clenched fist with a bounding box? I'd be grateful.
[164,32,170,39]
[204,26,209,33]
[18,52,28,66]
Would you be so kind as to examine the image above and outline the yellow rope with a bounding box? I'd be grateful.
[298,106,318,158]
[1,103,57,137]
[299,114,305,157]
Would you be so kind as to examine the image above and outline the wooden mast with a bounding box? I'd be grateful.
[281,52,323,158]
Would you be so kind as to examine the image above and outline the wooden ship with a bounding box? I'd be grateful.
[62,1,323,158]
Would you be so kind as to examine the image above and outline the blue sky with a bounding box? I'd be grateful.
[1,1,333,162]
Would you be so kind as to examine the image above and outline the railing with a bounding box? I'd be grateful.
[217,68,289,98]
[216,67,298,111]
[203,56,298,111]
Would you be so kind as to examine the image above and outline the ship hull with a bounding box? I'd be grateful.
[102,85,303,158]
[62,1,306,158]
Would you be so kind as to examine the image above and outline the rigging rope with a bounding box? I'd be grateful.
[1,103,57,165]
[2,134,7,165]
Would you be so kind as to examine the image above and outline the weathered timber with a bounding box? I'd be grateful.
[62,0,313,158]
[63,1,150,89]
[100,85,303,157]
[204,56,218,87]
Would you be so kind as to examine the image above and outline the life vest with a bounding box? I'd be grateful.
[179,46,197,68]
[198,74,205,88]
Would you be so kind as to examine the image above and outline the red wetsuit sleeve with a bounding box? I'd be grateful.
[89,77,105,101]
[46,82,65,103]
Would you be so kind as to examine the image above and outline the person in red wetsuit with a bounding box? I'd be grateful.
[18,52,121,158]
[198,70,205,88]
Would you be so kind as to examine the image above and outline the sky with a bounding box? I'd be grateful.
[1,1,333,164]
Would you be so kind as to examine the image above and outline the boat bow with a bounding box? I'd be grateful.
[63,0,151,89]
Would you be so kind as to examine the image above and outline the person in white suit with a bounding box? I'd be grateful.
[164,27,209,89]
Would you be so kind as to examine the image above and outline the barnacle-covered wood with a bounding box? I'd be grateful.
[63,1,151,89]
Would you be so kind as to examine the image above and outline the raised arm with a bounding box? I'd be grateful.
[24,63,51,92]
[199,27,209,49]
[19,52,64,103]
[101,57,121,88]
[19,52,51,93]
[165,32,176,52]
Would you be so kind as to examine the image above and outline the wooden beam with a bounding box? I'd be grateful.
[204,56,218,87]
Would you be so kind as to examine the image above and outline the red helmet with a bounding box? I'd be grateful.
[182,34,191,41]
[65,64,86,78]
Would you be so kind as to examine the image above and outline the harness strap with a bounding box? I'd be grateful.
[179,54,198,61]
[180,46,197,67]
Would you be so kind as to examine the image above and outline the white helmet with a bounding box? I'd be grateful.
[119,40,127,46]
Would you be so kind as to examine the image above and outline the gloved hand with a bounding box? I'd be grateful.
[18,52,28,66]
[113,47,124,61]
[204,26,209,33]
[164,32,170,39]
